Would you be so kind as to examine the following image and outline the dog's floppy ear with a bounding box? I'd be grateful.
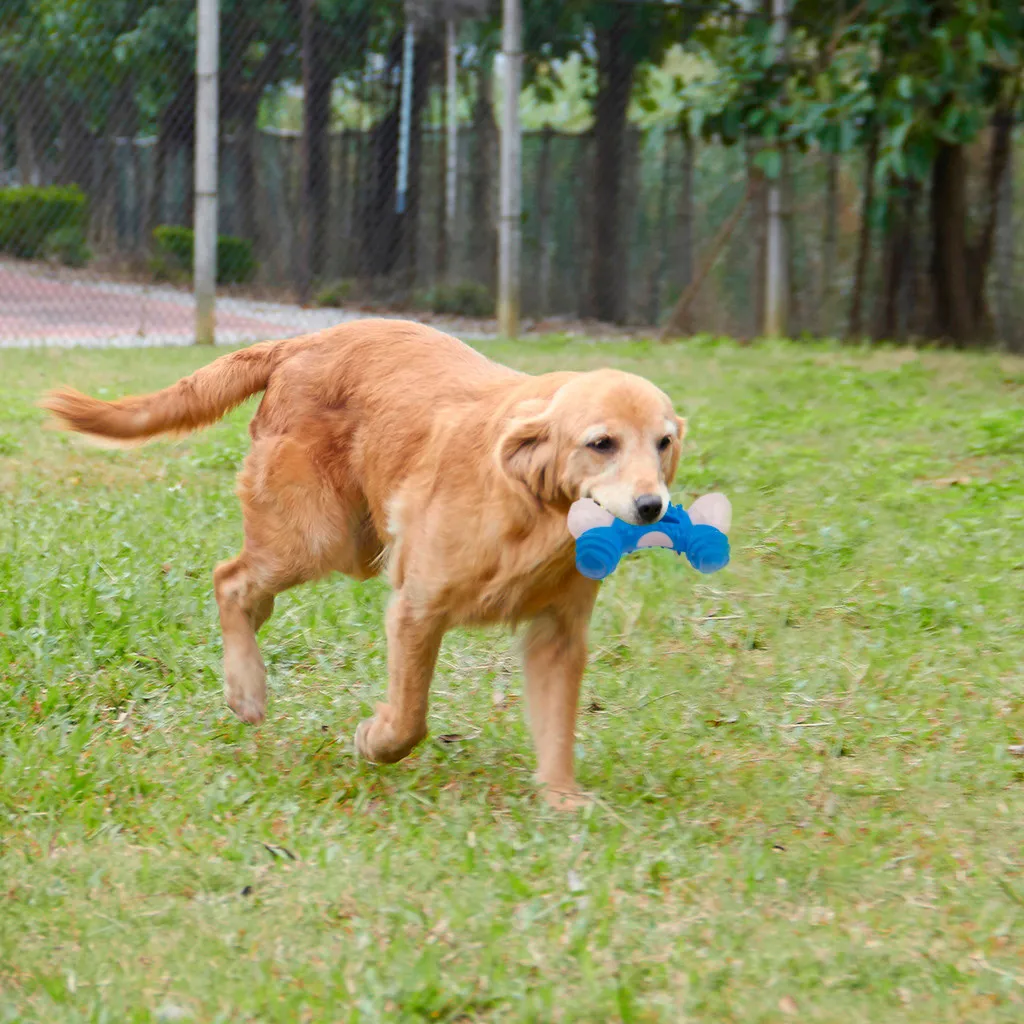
[665,415,687,483]
[498,398,562,502]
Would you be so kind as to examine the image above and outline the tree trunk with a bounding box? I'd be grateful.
[130,123,144,252]
[746,142,766,337]
[57,98,92,189]
[150,79,195,237]
[781,146,797,334]
[222,33,281,251]
[929,142,975,343]
[584,9,637,323]
[874,178,912,341]
[444,19,458,282]
[847,126,878,340]
[902,184,925,339]
[436,113,448,282]
[360,36,401,281]
[366,102,400,279]
[574,135,594,315]
[183,132,196,228]
[649,131,673,324]
[402,28,440,294]
[147,128,168,245]
[93,81,136,251]
[535,125,554,317]
[994,118,1017,349]
[16,80,41,186]
[236,98,259,244]
[964,106,1014,342]
[679,130,695,292]
[299,0,333,300]
[821,150,838,336]
[469,56,497,289]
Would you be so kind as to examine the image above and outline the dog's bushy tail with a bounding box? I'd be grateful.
[41,341,280,444]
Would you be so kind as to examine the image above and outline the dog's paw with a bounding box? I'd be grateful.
[224,650,266,725]
[353,717,381,763]
[537,783,591,811]
[226,692,266,725]
[354,703,425,764]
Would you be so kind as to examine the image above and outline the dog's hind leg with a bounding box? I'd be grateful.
[213,553,284,725]
[214,436,381,725]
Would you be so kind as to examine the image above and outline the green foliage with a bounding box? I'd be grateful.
[151,225,257,285]
[152,224,194,268]
[313,279,356,308]
[413,280,494,318]
[42,225,92,268]
[678,0,1024,184]
[1,339,1024,1020]
[0,186,88,260]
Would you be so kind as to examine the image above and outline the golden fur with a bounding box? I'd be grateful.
[42,319,686,807]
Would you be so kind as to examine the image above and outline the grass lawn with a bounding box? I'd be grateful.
[1,335,1023,1023]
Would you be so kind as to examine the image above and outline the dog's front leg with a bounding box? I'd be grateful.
[524,591,597,809]
[355,591,444,764]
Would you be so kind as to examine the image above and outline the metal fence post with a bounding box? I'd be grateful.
[194,0,219,345]
[498,0,522,339]
[764,0,787,338]
[445,18,458,279]
[396,20,415,216]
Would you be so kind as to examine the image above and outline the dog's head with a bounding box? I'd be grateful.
[498,369,685,525]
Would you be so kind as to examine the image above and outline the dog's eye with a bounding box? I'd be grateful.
[657,435,673,452]
[587,436,617,454]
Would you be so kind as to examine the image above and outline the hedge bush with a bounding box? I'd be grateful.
[43,225,91,268]
[0,186,88,260]
[152,225,256,284]
[413,280,494,318]
[314,279,357,308]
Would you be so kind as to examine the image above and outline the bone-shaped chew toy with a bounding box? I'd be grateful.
[567,494,732,580]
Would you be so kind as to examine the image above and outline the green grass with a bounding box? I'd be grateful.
[2,336,1024,1023]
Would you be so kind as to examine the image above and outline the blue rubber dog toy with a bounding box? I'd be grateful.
[567,494,731,581]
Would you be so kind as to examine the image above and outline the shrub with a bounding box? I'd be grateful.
[314,280,356,308]
[413,280,493,318]
[0,186,88,260]
[151,225,256,284]
[43,225,91,268]
[216,234,257,284]
[152,225,193,269]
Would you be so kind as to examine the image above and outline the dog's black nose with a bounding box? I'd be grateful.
[635,494,664,524]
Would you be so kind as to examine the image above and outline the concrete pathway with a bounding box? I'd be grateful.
[0,261,495,348]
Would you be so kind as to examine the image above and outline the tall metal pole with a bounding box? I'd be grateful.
[194,0,219,345]
[396,20,415,215]
[498,0,522,338]
[297,0,315,304]
[764,0,787,338]
[445,18,458,279]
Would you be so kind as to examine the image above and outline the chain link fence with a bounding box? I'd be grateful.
[0,1,1021,348]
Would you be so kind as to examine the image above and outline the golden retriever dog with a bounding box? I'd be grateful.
[43,319,685,808]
